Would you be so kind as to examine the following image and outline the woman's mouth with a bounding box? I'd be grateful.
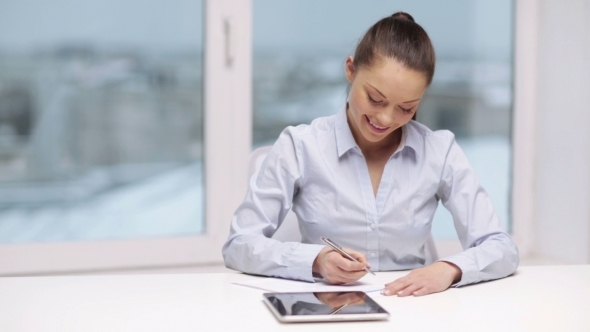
[365,115,390,133]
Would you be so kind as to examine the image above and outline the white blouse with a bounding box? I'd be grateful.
[222,106,519,286]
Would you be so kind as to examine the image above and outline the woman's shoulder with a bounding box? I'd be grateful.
[406,120,455,144]
[405,121,459,163]
[268,113,338,162]
[280,113,337,140]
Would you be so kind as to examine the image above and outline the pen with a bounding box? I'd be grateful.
[328,303,349,315]
[320,237,376,276]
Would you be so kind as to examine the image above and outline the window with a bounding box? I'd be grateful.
[0,1,204,243]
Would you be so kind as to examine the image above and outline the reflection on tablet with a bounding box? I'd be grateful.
[266,291,385,316]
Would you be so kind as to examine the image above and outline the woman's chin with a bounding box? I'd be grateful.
[362,131,389,143]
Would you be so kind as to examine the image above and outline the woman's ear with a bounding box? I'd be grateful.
[345,56,355,83]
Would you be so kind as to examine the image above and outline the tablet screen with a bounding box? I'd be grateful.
[263,291,388,317]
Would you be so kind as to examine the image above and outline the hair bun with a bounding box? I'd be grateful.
[391,11,415,22]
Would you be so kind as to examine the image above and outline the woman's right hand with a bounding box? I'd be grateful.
[312,246,370,284]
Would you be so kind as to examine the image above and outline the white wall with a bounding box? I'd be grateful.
[533,0,590,263]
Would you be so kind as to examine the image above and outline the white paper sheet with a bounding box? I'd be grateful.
[233,276,384,293]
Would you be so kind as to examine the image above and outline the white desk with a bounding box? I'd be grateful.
[1,265,589,331]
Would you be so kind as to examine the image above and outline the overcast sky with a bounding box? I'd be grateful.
[0,0,512,60]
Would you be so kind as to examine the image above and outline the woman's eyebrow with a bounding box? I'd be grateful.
[366,83,420,103]
[366,83,387,99]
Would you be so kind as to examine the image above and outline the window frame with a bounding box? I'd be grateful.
[510,0,537,258]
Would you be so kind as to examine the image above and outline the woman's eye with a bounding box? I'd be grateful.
[368,96,382,104]
[399,106,413,114]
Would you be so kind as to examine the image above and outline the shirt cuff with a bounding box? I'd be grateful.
[286,243,325,282]
[437,255,479,287]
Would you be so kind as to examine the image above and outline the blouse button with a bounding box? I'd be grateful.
[370,223,376,230]
[370,252,377,258]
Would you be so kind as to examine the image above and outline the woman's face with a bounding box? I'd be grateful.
[345,56,428,147]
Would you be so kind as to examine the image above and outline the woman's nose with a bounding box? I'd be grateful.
[375,109,395,126]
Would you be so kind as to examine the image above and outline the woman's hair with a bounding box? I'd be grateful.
[351,12,435,120]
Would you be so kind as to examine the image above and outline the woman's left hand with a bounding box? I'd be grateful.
[381,261,462,297]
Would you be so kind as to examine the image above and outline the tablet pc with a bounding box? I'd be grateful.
[262,291,389,323]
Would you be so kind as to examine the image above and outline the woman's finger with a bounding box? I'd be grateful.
[343,247,370,267]
[331,253,367,272]
[382,276,411,296]
[324,265,364,284]
[411,286,430,297]
[333,268,366,283]
[338,259,368,272]
[395,282,422,297]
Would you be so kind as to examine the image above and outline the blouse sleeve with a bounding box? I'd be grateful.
[435,133,520,286]
[222,127,324,282]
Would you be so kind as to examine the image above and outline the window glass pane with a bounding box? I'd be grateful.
[253,0,513,240]
[0,1,204,243]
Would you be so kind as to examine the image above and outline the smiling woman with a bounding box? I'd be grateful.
[346,59,426,197]
[343,13,434,197]
[346,58,426,143]
[252,1,514,245]
[224,10,518,297]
